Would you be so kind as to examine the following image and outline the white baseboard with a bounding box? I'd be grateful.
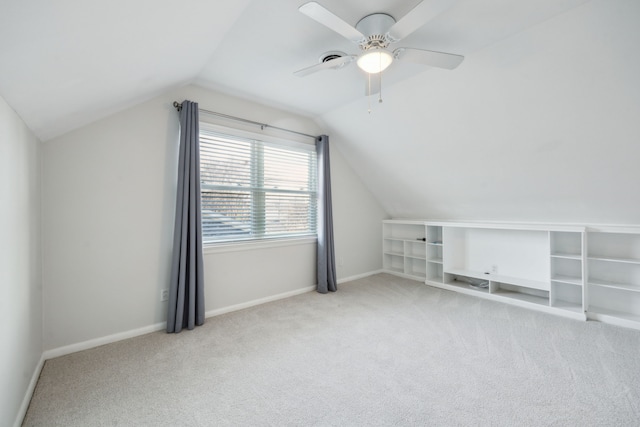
[14,353,46,427]
[337,270,383,284]
[205,285,316,318]
[42,322,166,360]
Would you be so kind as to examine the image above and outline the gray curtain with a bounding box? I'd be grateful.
[167,100,205,333]
[316,135,337,293]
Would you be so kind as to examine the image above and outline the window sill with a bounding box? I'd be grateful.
[203,236,317,254]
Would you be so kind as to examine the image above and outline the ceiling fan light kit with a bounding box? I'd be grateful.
[295,0,464,84]
[357,49,393,74]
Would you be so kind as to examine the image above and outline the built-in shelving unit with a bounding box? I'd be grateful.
[383,219,640,330]
[586,230,640,328]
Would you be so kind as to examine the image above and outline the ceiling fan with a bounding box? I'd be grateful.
[294,1,464,80]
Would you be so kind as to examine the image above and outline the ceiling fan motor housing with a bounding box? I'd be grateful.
[355,13,396,51]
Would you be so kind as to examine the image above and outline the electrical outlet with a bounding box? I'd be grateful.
[160,289,169,302]
[338,257,344,267]
[491,265,498,274]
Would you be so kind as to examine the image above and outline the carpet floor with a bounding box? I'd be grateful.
[23,274,640,426]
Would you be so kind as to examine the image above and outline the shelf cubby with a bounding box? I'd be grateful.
[426,262,443,283]
[405,257,427,279]
[443,273,490,294]
[405,240,426,260]
[491,286,549,307]
[550,258,582,285]
[587,258,640,289]
[383,238,404,256]
[427,225,443,245]
[551,280,583,313]
[588,232,640,260]
[588,284,640,319]
[382,220,427,281]
[383,253,404,273]
[550,231,582,259]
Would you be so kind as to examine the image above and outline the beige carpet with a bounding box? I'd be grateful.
[24,274,640,426]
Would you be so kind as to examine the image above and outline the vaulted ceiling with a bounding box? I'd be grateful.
[2,0,639,223]
[1,0,588,140]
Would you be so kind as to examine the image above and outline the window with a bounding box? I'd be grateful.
[199,126,317,244]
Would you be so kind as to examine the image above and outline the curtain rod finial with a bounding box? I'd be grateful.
[173,101,182,111]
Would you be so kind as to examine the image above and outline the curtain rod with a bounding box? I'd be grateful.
[173,101,316,140]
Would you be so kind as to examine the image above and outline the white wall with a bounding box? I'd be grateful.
[330,144,388,279]
[0,95,42,426]
[42,84,387,351]
[321,0,640,224]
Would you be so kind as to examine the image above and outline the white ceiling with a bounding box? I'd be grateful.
[0,0,252,141]
[6,0,638,224]
[1,0,589,141]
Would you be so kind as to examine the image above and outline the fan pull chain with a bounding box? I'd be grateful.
[367,72,372,114]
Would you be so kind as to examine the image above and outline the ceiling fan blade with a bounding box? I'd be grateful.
[364,72,381,96]
[394,47,464,70]
[386,0,456,42]
[299,2,366,44]
[294,55,355,77]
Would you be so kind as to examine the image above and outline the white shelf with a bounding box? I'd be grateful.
[445,268,490,281]
[405,254,426,260]
[551,301,583,313]
[384,219,426,226]
[384,237,426,243]
[425,220,585,233]
[427,257,443,264]
[445,268,549,291]
[587,256,640,265]
[491,290,548,306]
[383,251,404,257]
[444,278,490,294]
[588,306,640,323]
[551,252,582,260]
[588,280,640,293]
[427,242,443,246]
[551,275,582,286]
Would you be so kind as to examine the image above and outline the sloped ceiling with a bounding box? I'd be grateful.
[196,0,590,115]
[319,0,640,223]
[2,0,639,223]
[0,0,253,140]
[2,0,588,140]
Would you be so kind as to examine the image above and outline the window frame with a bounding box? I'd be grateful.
[198,122,318,247]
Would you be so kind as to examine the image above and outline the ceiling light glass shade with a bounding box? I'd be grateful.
[357,49,393,74]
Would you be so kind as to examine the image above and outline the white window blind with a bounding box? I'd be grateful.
[199,129,317,243]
